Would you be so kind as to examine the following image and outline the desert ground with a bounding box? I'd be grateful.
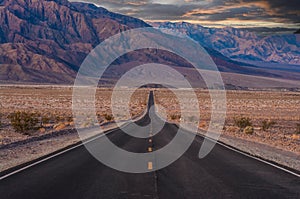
[0,86,299,171]
[155,89,300,151]
[154,89,300,170]
[0,86,148,171]
[0,86,148,143]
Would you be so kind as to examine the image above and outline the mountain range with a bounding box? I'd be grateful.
[0,0,149,83]
[152,22,300,66]
[0,0,299,89]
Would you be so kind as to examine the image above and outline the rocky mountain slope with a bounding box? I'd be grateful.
[0,0,264,84]
[0,0,150,83]
[153,22,300,65]
[0,0,299,87]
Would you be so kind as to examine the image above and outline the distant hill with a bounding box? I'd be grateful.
[153,22,300,66]
[295,29,300,34]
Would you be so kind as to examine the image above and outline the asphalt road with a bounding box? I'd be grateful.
[0,92,299,199]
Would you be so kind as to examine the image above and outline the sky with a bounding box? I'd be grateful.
[72,0,299,29]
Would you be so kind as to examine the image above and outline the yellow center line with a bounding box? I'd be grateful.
[148,120,154,170]
[148,162,153,170]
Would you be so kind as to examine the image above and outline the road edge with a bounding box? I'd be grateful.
[173,123,300,177]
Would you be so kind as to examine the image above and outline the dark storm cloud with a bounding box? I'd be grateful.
[132,4,196,20]
[248,0,299,12]
[71,0,300,26]
[75,0,195,20]
[184,0,300,23]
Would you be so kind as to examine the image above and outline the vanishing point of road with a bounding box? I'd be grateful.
[0,91,299,199]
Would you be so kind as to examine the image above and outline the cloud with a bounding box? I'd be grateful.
[70,0,300,28]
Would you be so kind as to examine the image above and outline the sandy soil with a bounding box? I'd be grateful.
[0,86,299,172]
[0,86,148,145]
[154,89,300,171]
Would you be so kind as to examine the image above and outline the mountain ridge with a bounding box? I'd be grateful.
[0,0,299,88]
[0,0,150,83]
[152,22,300,66]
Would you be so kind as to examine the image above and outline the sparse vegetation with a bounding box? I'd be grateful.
[55,116,63,123]
[104,114,114,121]
[199,121,207,128]
[41,115,52,127]
[8,111,40,135]
[295,124,300,135]
[66,116,73,123]
[170,114,181,120]
[243,126,254,135]
[0,114,2,129]
[0,87,300,174]
[234,116,252,131]
[261,120,276,131]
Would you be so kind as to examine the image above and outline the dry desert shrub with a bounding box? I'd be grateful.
[295,124,300,135]
[104,114,114,122]
[226,126,239,133]
[243,126,254,135]
[41,115,51,126]
[170,114,181,120]
[234,116,252,131]
[199,121,207,129]
[8,111,40,135]
[261,120,276,131]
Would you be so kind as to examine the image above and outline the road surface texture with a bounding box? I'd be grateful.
[0,91,299,199]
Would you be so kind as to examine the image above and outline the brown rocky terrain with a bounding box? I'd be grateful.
[0,86,148,144]
[0,87,299,171]
[154,89,300,170]
[0,0,199,84]
[0,0,150,83]
[154,89,300,153]
[0,85,149,171]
